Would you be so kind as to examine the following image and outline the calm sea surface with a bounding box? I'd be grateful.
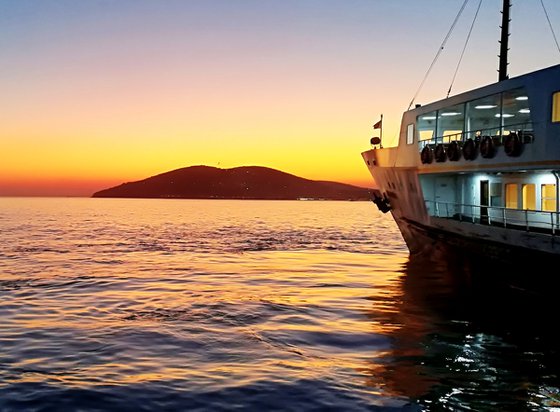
[1,198,559,411]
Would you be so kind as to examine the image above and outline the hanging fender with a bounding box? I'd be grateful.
[434,144,446,162]
[446,141,461,161]
[504,132,522,156]
[462,138,477,160]
[480,136,495,158]
[420,145,434,164]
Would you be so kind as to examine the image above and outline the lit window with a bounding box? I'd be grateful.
[407,124,414,144]
[466,94,501,138]
[505,184,518,209]
[437,103,464,142]
[522,184,535,210]
[502,88,531,134]
[542,184,557,211]
[553,92,560,123]
[417,111,436,141]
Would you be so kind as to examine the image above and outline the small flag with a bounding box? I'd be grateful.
[373,119,382,129]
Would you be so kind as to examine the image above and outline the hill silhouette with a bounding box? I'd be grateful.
[92,166,371,200]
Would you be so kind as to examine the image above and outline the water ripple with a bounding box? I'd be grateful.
[1,198,558,410]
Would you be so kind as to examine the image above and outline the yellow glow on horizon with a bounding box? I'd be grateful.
[1,96,386,195]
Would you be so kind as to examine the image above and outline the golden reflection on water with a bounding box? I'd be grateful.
[0,201,448,405]
[5,247,413,392]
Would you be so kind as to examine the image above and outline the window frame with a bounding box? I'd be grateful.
[553,91,560,123]
[505,183,519,209]
[406,124,414,145]
[522,184,536,210]
[541,184,557,211]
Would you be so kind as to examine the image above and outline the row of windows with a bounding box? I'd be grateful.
[413,88,531,144]
[504,183,556,211]
[407,90,560,146]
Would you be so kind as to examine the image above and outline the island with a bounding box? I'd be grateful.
[92,166,372,200]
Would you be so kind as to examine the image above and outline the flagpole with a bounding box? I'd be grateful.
[380,114,383,148]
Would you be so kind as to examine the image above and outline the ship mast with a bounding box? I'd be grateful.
[498,0,511,81]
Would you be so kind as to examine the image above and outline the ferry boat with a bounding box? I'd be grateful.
[362,1,560,266]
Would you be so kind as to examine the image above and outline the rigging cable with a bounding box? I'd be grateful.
[539,0,560,56]
[407,0,470,110]
[447,0,483,98]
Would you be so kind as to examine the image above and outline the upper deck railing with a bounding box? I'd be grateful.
[418,122,534,149]
[425,199,560,235]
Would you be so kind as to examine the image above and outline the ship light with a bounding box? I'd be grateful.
[441,112,461,116]
[422,116,437,120]
[516,96,529,101]
[519,109,530,114]
[475,105,497,109]
[495,113,514,118]
[477,174,491,184]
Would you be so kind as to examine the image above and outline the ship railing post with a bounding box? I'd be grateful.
[488,206,492,225]
[502,208,507,228]
[445,202,449,218]
[472,205,475,223]
[525,209,529,231]
[551,212,555,235]
[435,202,440,217]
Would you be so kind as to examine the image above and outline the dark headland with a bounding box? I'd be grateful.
[92,166,372,200]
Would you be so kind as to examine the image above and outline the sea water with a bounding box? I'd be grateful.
[0,198,559,411]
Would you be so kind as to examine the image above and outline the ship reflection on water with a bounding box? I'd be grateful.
[368,254,560,410]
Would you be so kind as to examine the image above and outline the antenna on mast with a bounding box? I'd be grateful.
[498,0,511,81]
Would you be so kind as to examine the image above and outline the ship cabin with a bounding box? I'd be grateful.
[398,64,560,233]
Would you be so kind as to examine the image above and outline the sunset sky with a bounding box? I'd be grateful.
[1,0,559,196]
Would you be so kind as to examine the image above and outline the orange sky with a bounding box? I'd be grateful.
[1,1,559,196]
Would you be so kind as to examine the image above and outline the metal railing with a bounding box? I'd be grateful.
[418,122,534,149]
[425,200,560,235]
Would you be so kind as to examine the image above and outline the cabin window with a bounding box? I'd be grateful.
[541,184,557,211]
[436,103,464,142]
[407,124,414,144]
[466,94,501,139]
[553,92,560,123]
[505,184,518,209]
[522,184,536,210]
[501,88,531,134]
[417,111,437,141]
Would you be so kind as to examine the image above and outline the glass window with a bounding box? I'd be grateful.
[417,111,437,141]
[502,88,531,134]
[466,94,501,139]
[553,92,560,123]
[407,124,414,144]
[436,103,464,142]
[505,184,518,209]
[542,184,557,211]
[522,184,536,210]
